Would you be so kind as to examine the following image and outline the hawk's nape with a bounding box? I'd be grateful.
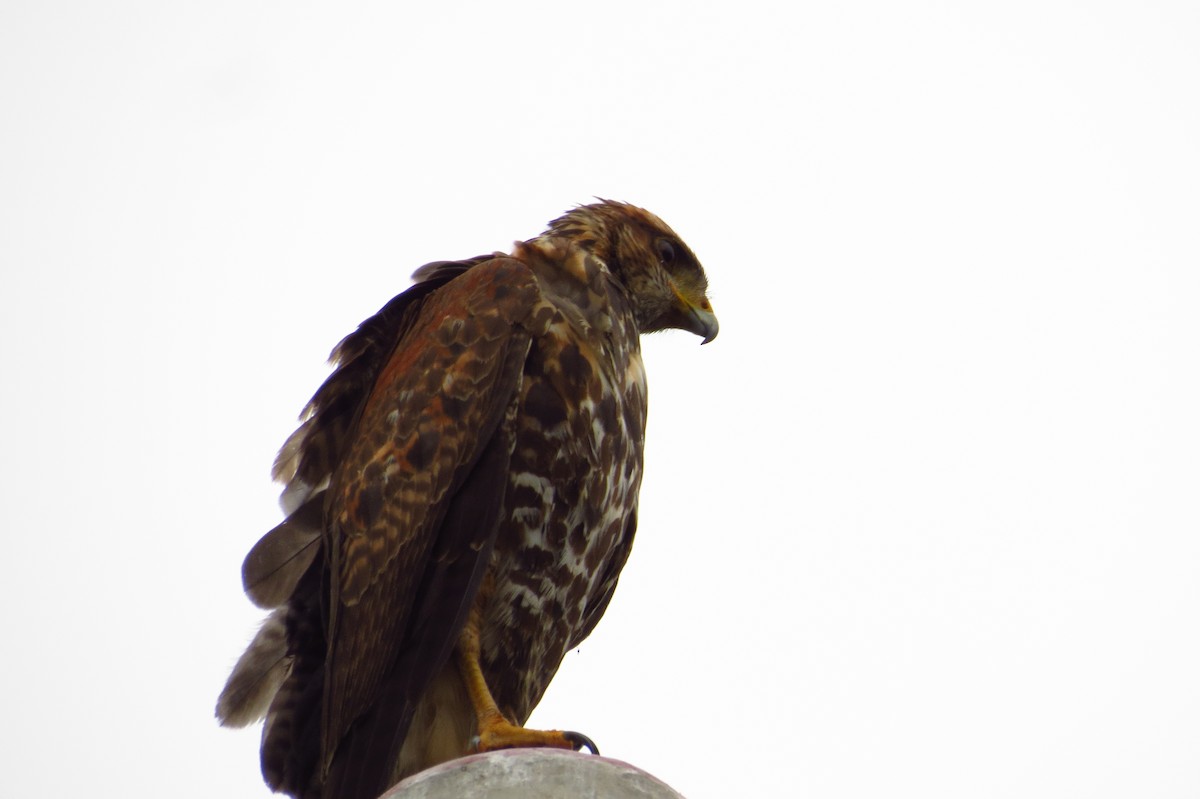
[216,201,717,799]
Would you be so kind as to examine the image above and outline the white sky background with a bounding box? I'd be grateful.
[2,1,1197,797]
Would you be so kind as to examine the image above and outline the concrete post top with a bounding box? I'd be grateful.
[383,748,684,798]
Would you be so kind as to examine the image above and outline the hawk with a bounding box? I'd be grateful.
[216,200,718,799]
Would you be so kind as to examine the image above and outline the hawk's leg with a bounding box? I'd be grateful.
[456,599,599,756]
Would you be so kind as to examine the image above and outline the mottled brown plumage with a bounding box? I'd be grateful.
[217,201,717,799]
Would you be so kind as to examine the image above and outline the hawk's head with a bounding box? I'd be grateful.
[545,200,718,344]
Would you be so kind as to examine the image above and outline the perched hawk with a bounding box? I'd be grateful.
[217,200,718,799]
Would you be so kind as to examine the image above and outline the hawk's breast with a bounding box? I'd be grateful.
[478,258,647,723]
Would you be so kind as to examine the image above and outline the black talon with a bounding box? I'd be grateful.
[563,730,599,755]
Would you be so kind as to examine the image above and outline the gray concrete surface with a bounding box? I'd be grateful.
[382,748,685,798]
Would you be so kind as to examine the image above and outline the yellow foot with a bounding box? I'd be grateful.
[473,715,599,756]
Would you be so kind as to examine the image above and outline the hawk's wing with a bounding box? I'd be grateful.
[317,257,545,796]
[249,256,549,799]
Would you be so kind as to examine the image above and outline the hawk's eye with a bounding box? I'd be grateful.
[656,238,676,267]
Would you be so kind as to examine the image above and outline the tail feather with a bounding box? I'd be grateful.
[216,608,291,728]
[260,560,328,797]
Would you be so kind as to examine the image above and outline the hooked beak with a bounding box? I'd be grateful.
[688,305,719,344]
[670,283,719,344]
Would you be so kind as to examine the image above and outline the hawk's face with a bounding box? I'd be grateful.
[546,201,718,344]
